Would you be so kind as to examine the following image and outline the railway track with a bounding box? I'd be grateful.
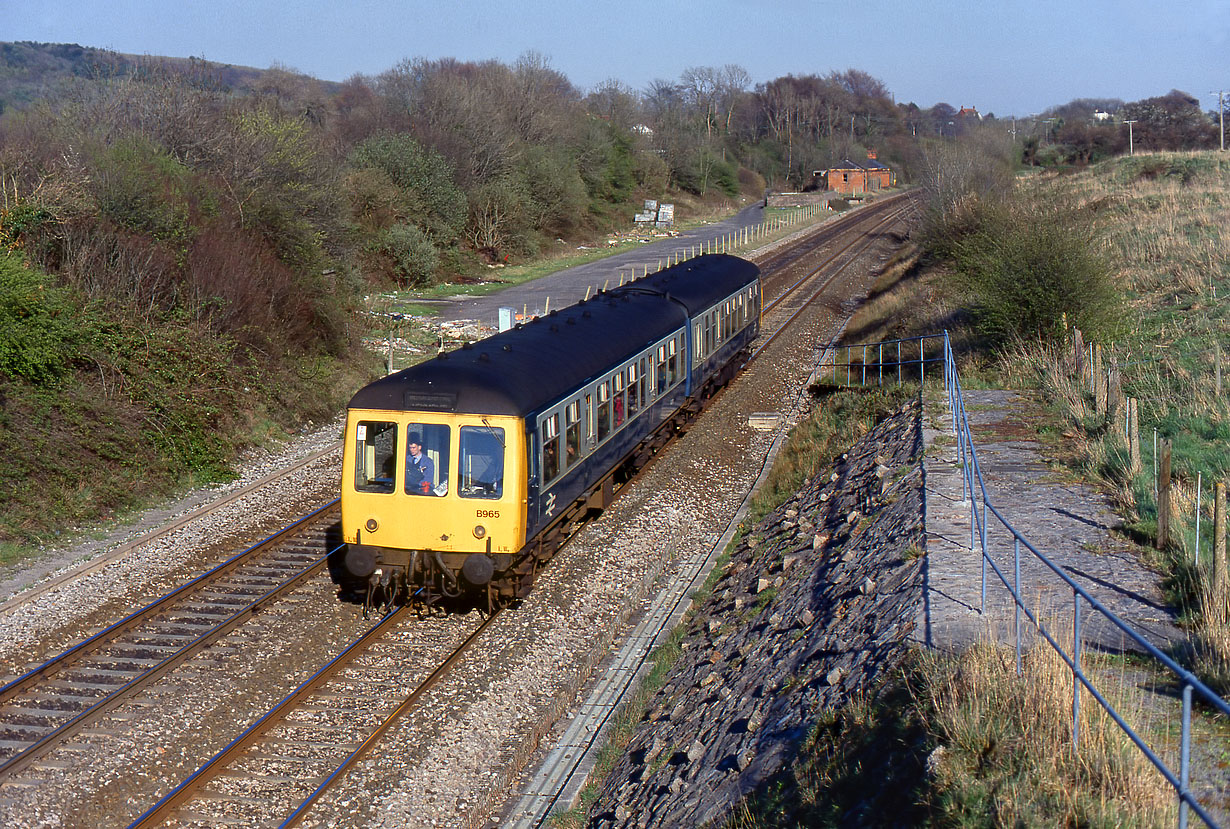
[121,197,921,827]
[756,197,918,354]
[0,197,916,827]
[130,607,493,827]
[0,442,343,618]
[753,191,917,294]
[0,502,340,784]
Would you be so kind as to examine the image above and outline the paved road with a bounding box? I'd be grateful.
[431,202,768,328]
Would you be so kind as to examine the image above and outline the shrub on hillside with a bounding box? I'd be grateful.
[0,253,90,384]
[348,132,467,242]
[89,137,202,242]
[947,202,1120,347]
[378,223,440,287]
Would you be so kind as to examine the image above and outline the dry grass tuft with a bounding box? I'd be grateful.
[918,637,1174,827]
[1194,577,1230,696]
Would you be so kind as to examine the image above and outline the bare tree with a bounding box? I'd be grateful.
[681,66,721,141]
[718,64,752,134]
[585,79,641,130]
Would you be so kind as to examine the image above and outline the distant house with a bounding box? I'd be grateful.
[817,153,895,195]
[958,105,981,120]
[820,159,867,195]
[1093,110,1112,122]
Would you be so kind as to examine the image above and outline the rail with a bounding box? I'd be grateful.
[826,330,1230,828]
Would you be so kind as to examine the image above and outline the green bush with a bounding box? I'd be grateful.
[673,150,741,197]
[349,132,467,242]
[90,137,198,242]
[0,253,89,384]
[948,203,1120,347]
[379,223,439,286]
[516,144,589,237]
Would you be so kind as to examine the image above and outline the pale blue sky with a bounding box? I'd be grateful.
[5,0,1228,117]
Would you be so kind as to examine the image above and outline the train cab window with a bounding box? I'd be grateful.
[354,420,397,494]
[597,382,611,441]
[614,373,626,427]
[668,338,679,385]
[459,425,504,499]
[627,364,640,417]
[657,346,668,394]
[541,415,560,482]
[565,401,581,468]
[405,423,450,496]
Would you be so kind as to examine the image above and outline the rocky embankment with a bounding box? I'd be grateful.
[587,398,925,827]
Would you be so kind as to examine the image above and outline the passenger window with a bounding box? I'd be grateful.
[627,364,640,417]
[459,425,504,499]
[405,423,450,496]
[597,382,611,441]
[565,401,581,468]
[542,415,560,482]
[668,338,679,384]
[639,357,648,402]
[614,373,626,427]
[354,420,397,494]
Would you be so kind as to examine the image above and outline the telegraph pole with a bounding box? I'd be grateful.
[1123,119,1138,155]
[1216,90,1226,151]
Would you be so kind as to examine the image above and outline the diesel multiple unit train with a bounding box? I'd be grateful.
[340,253,761,609]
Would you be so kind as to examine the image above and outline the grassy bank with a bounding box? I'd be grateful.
[993,153,1230,693]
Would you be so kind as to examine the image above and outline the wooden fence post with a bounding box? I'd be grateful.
[1157,439,1172,551]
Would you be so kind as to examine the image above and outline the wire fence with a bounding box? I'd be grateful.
[826,330,1230,827]
[1068,326,1228,574]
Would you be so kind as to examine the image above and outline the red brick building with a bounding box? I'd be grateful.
[817,153,894,195]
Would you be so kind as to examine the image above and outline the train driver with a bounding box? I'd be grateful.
[406,433,436,495]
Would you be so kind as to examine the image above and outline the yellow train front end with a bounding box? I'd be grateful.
[340,408,527,604]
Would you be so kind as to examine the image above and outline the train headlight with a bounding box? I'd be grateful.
[365,518,379,532]
[473,524,487,539]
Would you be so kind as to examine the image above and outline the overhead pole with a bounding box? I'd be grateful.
[1216,90,1226,151]
[1123,119,1138,156]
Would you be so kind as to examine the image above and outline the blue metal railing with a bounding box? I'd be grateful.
[828,330,1230,828]
[815,333,946,387]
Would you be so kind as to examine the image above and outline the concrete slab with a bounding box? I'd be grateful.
[917,389,1183,656]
